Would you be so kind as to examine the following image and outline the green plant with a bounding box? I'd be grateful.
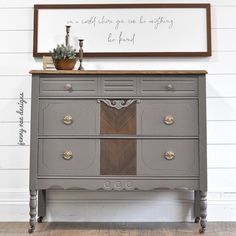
[51,44,77,60]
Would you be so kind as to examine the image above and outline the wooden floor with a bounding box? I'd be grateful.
[0,222,236,236]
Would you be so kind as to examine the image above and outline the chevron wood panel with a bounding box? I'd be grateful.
[100,102,136,134]
[100,139,136,175]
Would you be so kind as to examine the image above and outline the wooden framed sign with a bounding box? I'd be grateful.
[33,4,211,57]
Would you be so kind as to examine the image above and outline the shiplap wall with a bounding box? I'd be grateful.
[0,0,236,221]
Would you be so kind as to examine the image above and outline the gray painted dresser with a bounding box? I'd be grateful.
[29,70,207,233]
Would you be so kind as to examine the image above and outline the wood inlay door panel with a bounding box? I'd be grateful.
[100,102,136,134]
[100,139,136,175]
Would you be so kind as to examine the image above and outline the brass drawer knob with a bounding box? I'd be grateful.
[166,84,173,90]
[63,115,73,125]
[163,115,174,125]
[164,151,175,160]
[63,150,73,160]
[64,83,72,90]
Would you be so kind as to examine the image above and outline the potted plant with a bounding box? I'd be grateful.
[51,44,77,70]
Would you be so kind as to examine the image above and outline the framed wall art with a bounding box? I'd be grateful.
[33,4,211,57]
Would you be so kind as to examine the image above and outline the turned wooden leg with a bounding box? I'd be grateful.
[199,191,207,234]
[28,190,37,233]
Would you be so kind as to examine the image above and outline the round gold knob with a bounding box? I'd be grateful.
[63,150,73,160]
[163,115,174,125]
[64,83,72,90]
[164,151,175,160]
[63,115,73,125]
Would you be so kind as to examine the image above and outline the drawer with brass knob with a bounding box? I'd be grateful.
[39,76,98,96]
[138,99,198,136]
[39,100,99,135]
[38,139,99,176]
[140,76,198,96]
[137,139,199,176]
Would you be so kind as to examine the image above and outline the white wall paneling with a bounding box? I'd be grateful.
[0,123,30,145]
[0,146,29,170]
[212,6,236,29]
[0,99,30,122]
[0,31,33,53]
[2,0,236,8]
[208,169,236,192]
[206,74,236,98]
[2,52,236,75]
[0,76,31,99]
[0,9,33,30]
[0,0,236,222]
[0,54,40,76]
[208,145,236,168]
[207,98,236,120]
[212,29,236,52]
[207,121,236,144]
[0,170,28,189]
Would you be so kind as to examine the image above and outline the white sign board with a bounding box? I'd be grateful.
[34,4,211,57]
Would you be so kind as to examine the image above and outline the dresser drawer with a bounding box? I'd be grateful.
[39,100,99,135]
[137,100,198,136]
[138,139,199,176]
[101,76,137,96]
[140,76,198,96]
[40,76,98,96]
[38,139,99,176]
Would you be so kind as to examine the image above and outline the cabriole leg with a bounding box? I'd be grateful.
[28,190,37,233]
[199,191,207,234]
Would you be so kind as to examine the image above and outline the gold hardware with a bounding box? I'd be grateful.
[164,151,175,160]
[63,150,73,160]
[63,115,73,125]
[64,83,72,90]
[166,84,173,90]
[164,115,174,125]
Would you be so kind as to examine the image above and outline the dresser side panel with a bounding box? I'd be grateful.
[199,75,207,191]
[29,75,40,189]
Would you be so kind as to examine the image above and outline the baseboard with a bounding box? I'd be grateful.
[0,190,236,222]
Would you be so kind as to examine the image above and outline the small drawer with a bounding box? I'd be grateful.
[140,76,198,96]
[137,100,198,136]
[40,76,98,96]
[138,139,199,176]
[39,100,99,135]
[101,76,137,96]
[38,139,99,176]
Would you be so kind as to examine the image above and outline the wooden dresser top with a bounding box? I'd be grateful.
[30,70,207,75]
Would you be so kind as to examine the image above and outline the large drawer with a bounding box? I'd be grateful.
[40,76,98,96]
[139,76,198,96]
[38,139,99,176]
[39,100,99,135]
[137,139,199,176]
[137,100,198,136]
